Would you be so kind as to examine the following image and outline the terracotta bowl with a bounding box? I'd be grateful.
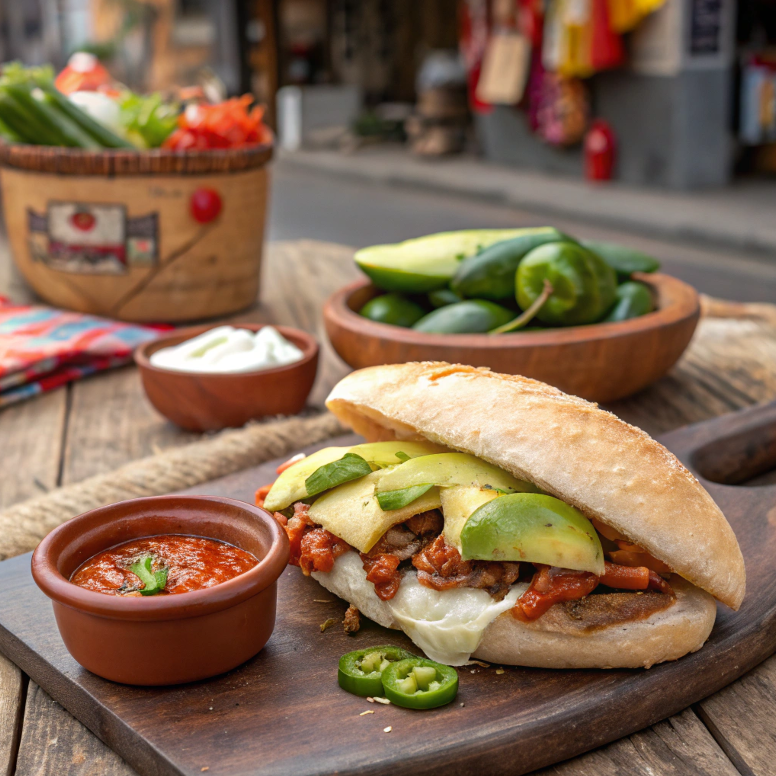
[135,324,319,432]
[31,495,289,686]
[323,273,700,403]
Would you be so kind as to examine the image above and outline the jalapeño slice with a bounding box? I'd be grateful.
[338,645,414,697]
[381,658,459,709]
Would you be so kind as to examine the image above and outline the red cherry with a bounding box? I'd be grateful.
[190,188,222,224]
[70,211,96,231]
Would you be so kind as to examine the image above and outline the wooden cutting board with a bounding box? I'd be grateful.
[0,402,775,776]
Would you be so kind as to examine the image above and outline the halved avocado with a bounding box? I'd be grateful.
[460,493,605,575]
[376,453,537,495]
[355,229,528,293]
[263,441,444,511]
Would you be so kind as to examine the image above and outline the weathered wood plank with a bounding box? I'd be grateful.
[542,708,742,776]
[0,390,67,510]
[695,653,776,776]
[14,683,136,776]
[0,652,25,776]
[258,240,358,406]
[61,366,197,486]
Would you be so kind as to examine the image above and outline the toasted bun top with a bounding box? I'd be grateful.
[326,362,746,609]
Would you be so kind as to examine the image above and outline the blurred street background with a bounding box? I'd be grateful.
[1,0,775,300]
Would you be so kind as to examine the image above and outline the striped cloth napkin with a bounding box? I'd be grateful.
[0,297,163,408]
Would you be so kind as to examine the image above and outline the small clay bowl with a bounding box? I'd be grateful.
[31,495,289,686]
[323,274,700,403]
[135,323,319,432]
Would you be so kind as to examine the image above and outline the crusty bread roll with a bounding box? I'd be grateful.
[326,362,745,610]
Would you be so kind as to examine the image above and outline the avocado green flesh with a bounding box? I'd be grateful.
[440,485,500,551]
[355,229,529,293]
[376,453,537,495]
[263,441,445,511]
[460,493,605,575]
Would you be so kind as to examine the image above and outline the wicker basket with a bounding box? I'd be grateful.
[0,142,273,322]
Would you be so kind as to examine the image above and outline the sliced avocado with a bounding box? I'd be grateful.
[440,485,500,550]
[376,453,538,495]
[264,441,444,511]
[460,493,605,575]
[309,471,442,553]
[264,446,351,511]
[349,441,447,469]
[355,229,529,293]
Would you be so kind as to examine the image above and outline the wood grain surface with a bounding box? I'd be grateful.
[1,403,775,776]
[0,653,24,776]
[1,239,776,775]
[14,683,135,776]
[540,708,741,776]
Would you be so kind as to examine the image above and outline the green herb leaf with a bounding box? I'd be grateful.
[394,451,411,462]
[305,453,373,498]
[129,556,168,596]
[376,483,434,511]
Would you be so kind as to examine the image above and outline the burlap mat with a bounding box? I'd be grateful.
[0,412,345,561]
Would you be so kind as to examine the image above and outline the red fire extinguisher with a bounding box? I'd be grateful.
[584,120,616,182]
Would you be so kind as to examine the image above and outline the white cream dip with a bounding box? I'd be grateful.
[149,325,304,374]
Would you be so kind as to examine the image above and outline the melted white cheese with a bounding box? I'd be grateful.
[312,552,523,666]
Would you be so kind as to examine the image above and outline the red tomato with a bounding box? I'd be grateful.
[70,211,96,231]
[190,188,222,224]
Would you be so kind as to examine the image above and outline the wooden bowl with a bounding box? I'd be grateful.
[135,323,318,431]
[0,142,273,322]
[323,274,700,403]
[31,495,289,685]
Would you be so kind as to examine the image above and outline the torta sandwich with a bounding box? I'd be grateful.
[257,363,745,668]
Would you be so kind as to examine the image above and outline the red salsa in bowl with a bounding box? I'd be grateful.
[71,535,258,596]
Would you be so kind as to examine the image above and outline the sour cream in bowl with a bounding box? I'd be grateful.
[135,323,318,431]
[149,325,305,374]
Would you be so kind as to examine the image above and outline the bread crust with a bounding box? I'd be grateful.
[474,577,716,669]
[312,558,716,669]
[326,362,745,609]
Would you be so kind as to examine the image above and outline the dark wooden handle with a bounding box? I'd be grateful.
[660,400,776,489]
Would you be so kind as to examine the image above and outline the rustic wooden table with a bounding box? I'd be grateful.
[0,239,774,776]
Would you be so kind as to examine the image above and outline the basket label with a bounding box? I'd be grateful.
[26,202,159,275]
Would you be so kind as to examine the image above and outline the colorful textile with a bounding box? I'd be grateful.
[0,297,162,408]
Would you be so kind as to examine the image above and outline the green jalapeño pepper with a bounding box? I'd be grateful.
[582,239,660,281]
[381,658,459,709]
[359,293,426,327]
[603,281,654,322]
[413,299,513,334]
[451,227,569,300]
[338,645,414,697]
[516,242,617,326]
[427,288,463,308]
